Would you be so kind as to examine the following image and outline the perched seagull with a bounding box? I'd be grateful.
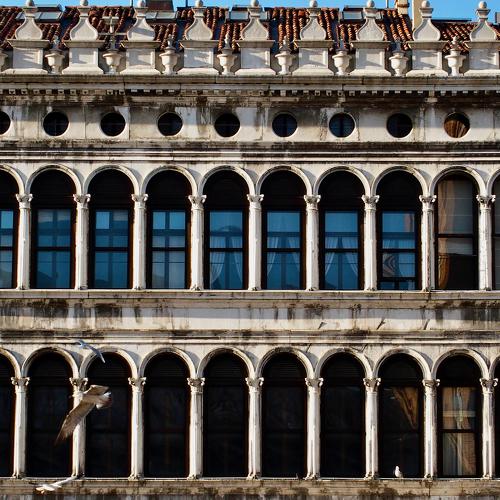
[75,339,105,363]
[394,465,403,478]
[55,385,112,445]
[36,476,75,494]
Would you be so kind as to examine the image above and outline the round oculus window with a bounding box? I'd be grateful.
[444,112,470,138]
[329,113,355,138]
[43,111,69,137]
[387,113,413,138]
[158,112,183,137]
[272,113,297,137]
[100,112,126,137]
[214,113,240,137]
[0,111,11,135]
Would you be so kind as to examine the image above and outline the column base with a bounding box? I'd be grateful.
[190,285,202,291]
[128,473,143,480]
[305,473,319,480]
[364,472,376,480]
[187,474,200,480]
[132,286,144,291]
[246,472,261,480]
[482,473,493,480]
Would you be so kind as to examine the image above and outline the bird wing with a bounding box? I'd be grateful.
[52,476,75,488]
[55,400,95,445]
[85,385,109,396]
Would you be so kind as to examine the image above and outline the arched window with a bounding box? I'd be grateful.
[436,174,478,290]
[203,353,248,477]
[0,356,14,477]
[85,354,131,477]
[262,172,306,290]
[31,171,76,289]
[494,362,500,475]
[377,172,422,290]
[437,355,481,477]
[320,353,364,477]
[262,353,306,477]
[0,171,18,288]
[319,171,364,290]
[146,171,190,289]
[492,178,500,290]
[26,352,71,477]
[88,171,133,289]
[378,354,423,478]
[144,353,189,477]
[204,172,248,290]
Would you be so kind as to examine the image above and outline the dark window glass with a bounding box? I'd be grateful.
[144,354,189,477]
[329,113,355,138]
[436,176,477,290]
[0,111,11,135]
[387,113,413,138]
[0,357,14,477]
[494,363,500,475]
[214,113,240,137]
[444,113,470,139]
[272,113,297,137]
[203,354,248,477]
[158,113,183,137]
[321,354,364,477]
[379,355,423,478]
[493,181,500,290]
[43,112,69,137]
[262,354,306,478]
[437,356,481,478]
[0,210,14,288]
[26,353,71,477]
[100,112,126,137]
[86,355,131,477]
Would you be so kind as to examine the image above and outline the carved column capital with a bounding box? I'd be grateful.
[477,195,496,210]
[73,194,91,207]
[16,194,33,209]
[187,377,205,394]
[480,378,498,394]
[70,377,88,392]
[245,377,264,392]
[131,194,149,208]
[422,378,440,394]
[188,195,207,209]
[363,377,381,392]
[11,377,29,391]
[419,195,437,211]
[305,377,324,393]
[304,195,321,210]
[247,194,264,207]
[361,195,379,210]
[128,377,147,392]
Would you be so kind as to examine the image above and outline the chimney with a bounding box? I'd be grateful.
[394,0,409,15]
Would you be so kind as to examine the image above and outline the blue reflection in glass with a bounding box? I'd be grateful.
[209,211,243,289]
[0,210,13,288]
[266,211,301,290]
[151,210,186,289]
[35,209,71,288]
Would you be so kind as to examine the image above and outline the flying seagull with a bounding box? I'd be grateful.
[55,385,112,445]
[75,339,106,363]
[394,465,403,478]
[36,476,75,494]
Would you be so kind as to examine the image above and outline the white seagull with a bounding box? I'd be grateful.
[36,476,75,494]
[55,385,112,445]
[75,339,106,363]
[394,465,403,478]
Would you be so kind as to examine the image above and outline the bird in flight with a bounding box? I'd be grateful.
[394,465,403,478]
[36,476,75,494]
[75,339,106,363]
[55,385,112,445]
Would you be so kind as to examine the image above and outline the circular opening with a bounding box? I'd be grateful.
[158,112,183,137]
[272,113,297,137]
[0,111,11,135]
[100,112,126,137]
[444,112,470,138]
[43,111,69,137]
[214,113,240,137]
[387,113,413,138]
[329,113,355,138]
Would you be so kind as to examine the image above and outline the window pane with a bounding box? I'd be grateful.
[94,251,128,288]
[36,251,71,288]
[438,238,476,289]
[325,211,358,249]
[442,387,476,430]
[0,250,13,288]
[382,252,416,278]
[0,210,13,248]
[382,212,415,249]
[266,252,300,290]
[382,433,421,478]
[442,432,476,476]
[37,209,71,247]
[267,211,300,249]
[210,211,243,249]
[152,251,185,289]
[324,252,358,290]
[209,251,243,290]
[95,210,128,248]
[495,237,500,289]
[438,179,473,234]
[152,211,185,248]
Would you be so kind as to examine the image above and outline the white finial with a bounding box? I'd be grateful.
[366,0,375,6]
[80,0,88,6]
[309,0,318,7]
[478,1,487,8]
[224,32,231,46]
[421,0,430,7]
[25,0,34,7]
[137,0,146,6]
[250,0,259,7]
[194,0,203,7]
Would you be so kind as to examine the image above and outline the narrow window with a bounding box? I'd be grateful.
[493,179,500,289]
[0,356,14,477]
[437,355,481,477]
[262,172,305,290]
[319,172,363,290]
[379,355,423,478]
[494,362,500,474]
[144,354,189,477]
[320,354,365,477]
[203,354,248,477]
[436,175,478,290]
[262,353,306,478]
[0,172,18,288]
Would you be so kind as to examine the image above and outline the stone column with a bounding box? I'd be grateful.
[247,195,264,291]
[481,377,498,479]
[11,376,29,478]
[363,377,380,479]
[128,377,146,479]
[419,195,436,291]
[187,377,204,479]
[188,196,206,291]
[132,194,148,290]
[305,377,323,479]
[16,194,33,290]
[362,195,379,291]
[246,376,264,479]
[477,195,495,291]
[304,196,321,291]
[70,377,88,477]
[422,378,439,479]
[73,194,91,290]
